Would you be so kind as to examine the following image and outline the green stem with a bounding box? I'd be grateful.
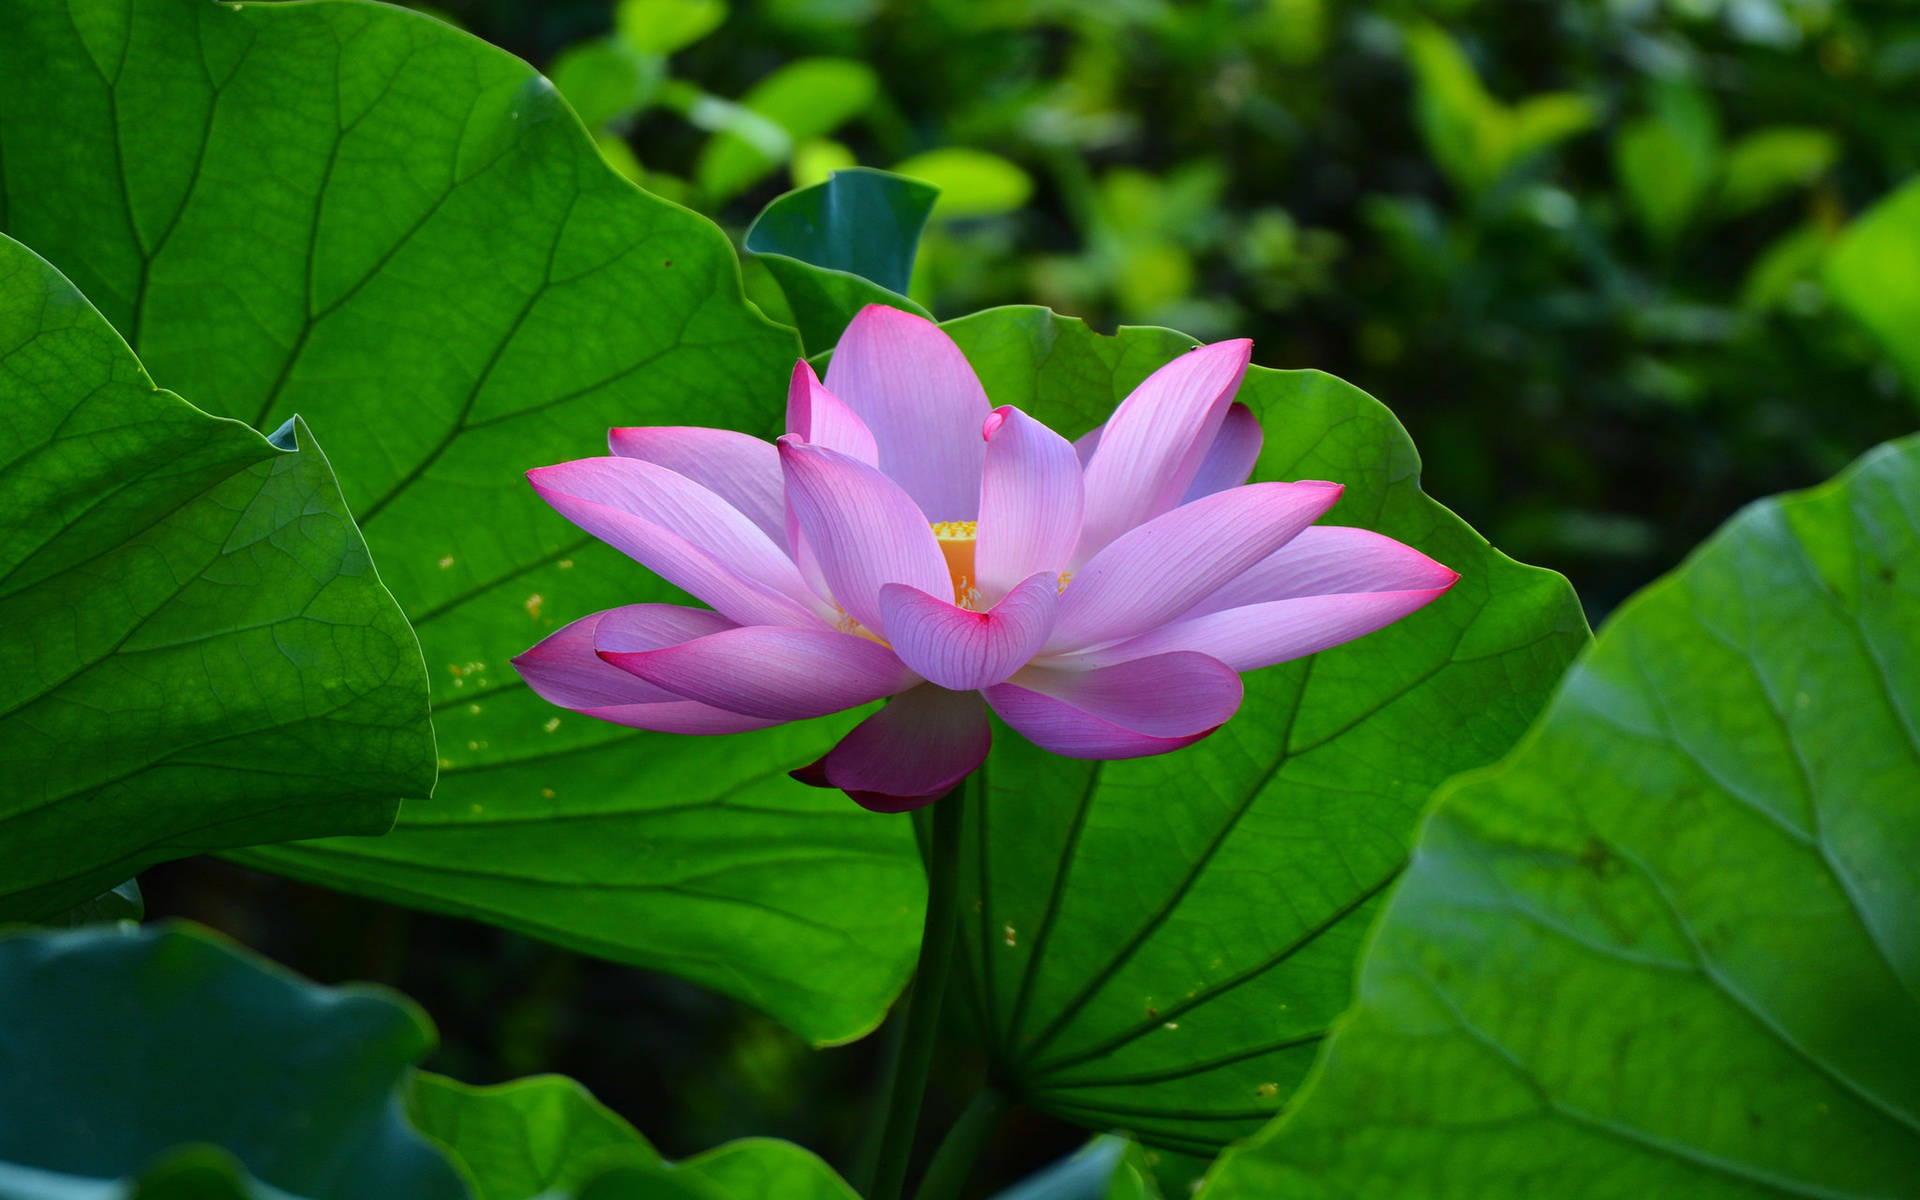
[910,1086,1011,1200]
[868,775,971,1200]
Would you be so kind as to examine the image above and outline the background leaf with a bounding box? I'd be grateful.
[1207,434,1920,1198]
[694,58,879,202]
[744,167,938,353]
[0,922,465,1200]
[406,1074,658,1200]
[0,233,432,920]
[565,1139,859,1200]
[0,0,921,1046]
[1826,177,1920,404]
[940,307,1590,1153]
[892,149,1035,221]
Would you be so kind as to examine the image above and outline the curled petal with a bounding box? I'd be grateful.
[976,406,1083,605]
[778,439,951,635]
[1076,339,1252,565]
[1182,525,1461,616]
[600,625,917,721]
[786,360,879,465]
[879,571,1058,691]
[793,684,992,812]
[1181,402,1264,503]
[528,457,819,627]
[1046,480,1343,653]
[985,651,1242,758]
[606,426,785,542]
[824,305,991,522]
[511,608,778,734]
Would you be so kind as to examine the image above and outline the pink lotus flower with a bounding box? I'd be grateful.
[513,306,1457,811]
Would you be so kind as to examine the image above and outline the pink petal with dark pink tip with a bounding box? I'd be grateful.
[510,607,778,734]
[985,651,1241,758]
[1076,339,1252,565]
[794,684,992,812]
[1181,402,1264,502]
[824,305,991,522]
[1181,525,1461,617]
[600,624,917,721]
[879,571,1058,691]
[606,426,785,542]
[1045,480,1343,653]
[778,439,952,635]
[528,458,822,628]
[975,406,1083,605]
[786,360,879,465]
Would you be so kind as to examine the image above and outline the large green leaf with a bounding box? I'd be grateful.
[0,922,465,1200]
[406,1074,659,1200]
[1207,435,1920,1197]
[0,0,921,1045]
[940,308,1589,1153]
[1827,178,1920,405]
[744,168,937,354]
[0,234,432,920]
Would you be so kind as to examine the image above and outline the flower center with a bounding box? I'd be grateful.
[931,521,980,610]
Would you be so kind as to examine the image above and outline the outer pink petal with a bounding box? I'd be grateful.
[1077,586,1456,672]
[984,651,1242,758]
[823,305,991,522]
[1045,480,1344,653]
[600,624,917,721]
[793,684,992,812]
[1181,402,1264,503]
[786,360,879,465]
[606,426,785,542]
[529,458,820,627]
[1075,339,1252,566]
[1182,525,1461,617]
[878,571,1057,691]
[778,438,952,635]
[975,406,1083,605]
[510,608,778,734]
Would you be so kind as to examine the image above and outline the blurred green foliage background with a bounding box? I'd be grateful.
[148,0,1920,1193]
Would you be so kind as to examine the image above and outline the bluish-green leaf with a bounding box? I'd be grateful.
[0,0,920,1047]
[1207,435,1920,1197]
[0,922,465,1200]
[0,233,433,921]
[745,168,938,352]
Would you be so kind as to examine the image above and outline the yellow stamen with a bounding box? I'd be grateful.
[931,520,980,609]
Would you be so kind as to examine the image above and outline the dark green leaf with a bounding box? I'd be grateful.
[941,308,1589,1152]
[1208,435,1920,1197]
[0,0,921,1046]
[745,169,938,353]
[0,234,432,921]
[1826,178,1920,405]
[0,921,465,1200]
[42,879,145,930]
[405,1073,659,1200]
